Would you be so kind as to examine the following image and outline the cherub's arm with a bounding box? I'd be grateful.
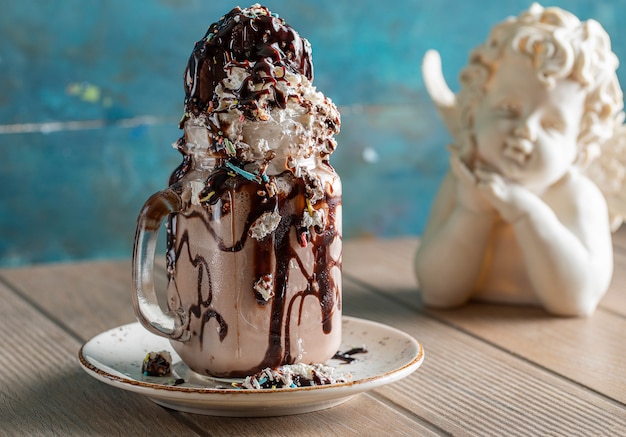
[477,170,613,316]
[415,156,497,307]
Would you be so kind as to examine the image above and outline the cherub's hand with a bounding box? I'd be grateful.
[474,166,540,223]
[449,154,495,215]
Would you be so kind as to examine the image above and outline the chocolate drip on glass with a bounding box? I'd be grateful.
[166,169,341,376]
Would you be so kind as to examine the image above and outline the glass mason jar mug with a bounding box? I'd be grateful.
[132,140,342,378]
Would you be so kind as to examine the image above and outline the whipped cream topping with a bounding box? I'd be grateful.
[177,4,340,168]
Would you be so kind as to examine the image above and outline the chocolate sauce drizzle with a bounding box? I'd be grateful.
[166,171,341,376]
[182,5,313,129]
[333,347,368,364]
[168,221,228,345]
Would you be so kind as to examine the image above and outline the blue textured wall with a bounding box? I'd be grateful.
[2,1,626,266]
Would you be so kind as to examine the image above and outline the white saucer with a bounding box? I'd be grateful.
[78,316,424,417]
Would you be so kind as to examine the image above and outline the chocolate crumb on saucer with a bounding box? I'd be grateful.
[235,363,345,390]
[142,350,173,377]
[333,347,368,363]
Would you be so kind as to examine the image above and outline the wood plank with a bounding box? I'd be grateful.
[342,237,419,294]
[0,279,197,435]
[0,263,439,436]
[612,226,626,251]
[4,247,625,435]
[604,249,626,316]
[187,395,440,437]
[342,276,626,436]
[0,260,137,340]
[343,238,626,405]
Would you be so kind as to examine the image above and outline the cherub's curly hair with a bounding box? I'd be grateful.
[457,3,624,166]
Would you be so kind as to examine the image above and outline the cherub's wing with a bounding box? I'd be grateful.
[585,124,626,231]
[422,50,462,148]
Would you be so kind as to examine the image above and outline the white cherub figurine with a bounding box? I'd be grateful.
[415,3,626,316]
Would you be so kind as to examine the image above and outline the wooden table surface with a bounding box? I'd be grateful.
[2,230,626,436]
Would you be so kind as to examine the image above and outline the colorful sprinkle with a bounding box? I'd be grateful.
[199,191,215,203]
[223,138,236,155]
[299,231,308,248]
[225,161,259,182]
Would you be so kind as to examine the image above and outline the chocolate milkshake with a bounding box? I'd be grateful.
[133,4,342,378]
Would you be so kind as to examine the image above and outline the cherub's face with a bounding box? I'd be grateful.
[472,52,586,192]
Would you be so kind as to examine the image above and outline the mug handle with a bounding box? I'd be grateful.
[132,186,190,341]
